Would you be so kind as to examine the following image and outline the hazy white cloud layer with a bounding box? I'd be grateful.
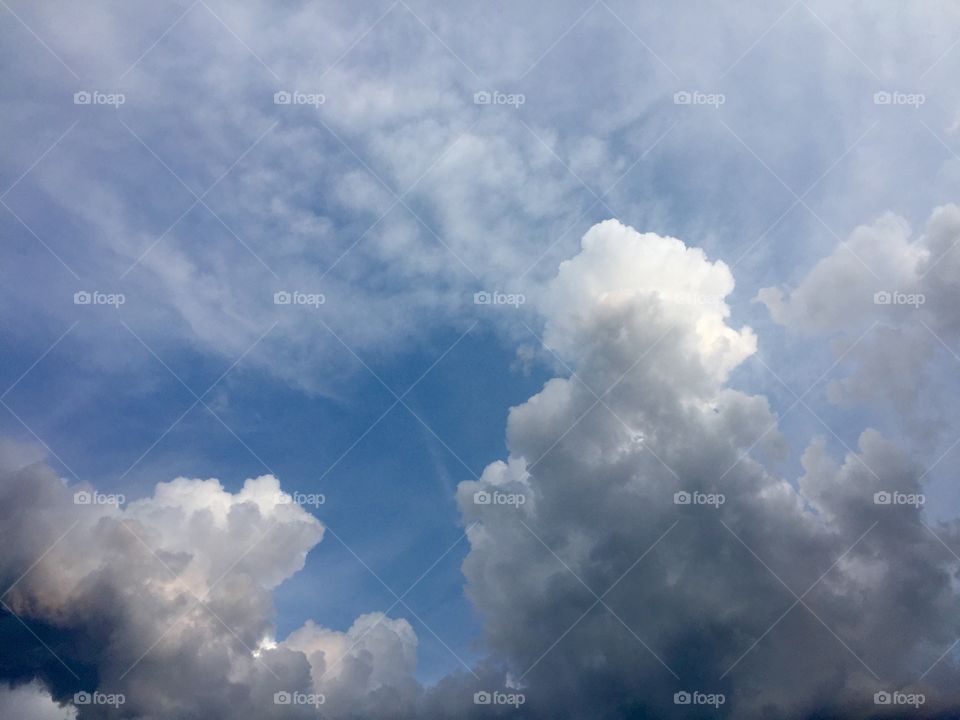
[2,0,959,392]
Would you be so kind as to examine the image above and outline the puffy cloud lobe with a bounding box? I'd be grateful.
[543,219,757,386]
[284,613,419,718]
[757,204,960,437]
[457,220,960,718]
[0,442,419,719]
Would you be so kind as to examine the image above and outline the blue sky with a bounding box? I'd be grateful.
[2,1,960,719]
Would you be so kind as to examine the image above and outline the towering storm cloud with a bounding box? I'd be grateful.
[457,220,960,718]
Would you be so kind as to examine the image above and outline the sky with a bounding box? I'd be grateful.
[1,1,960,718]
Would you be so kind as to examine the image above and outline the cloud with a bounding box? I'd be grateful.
[0,680,75,720]
[284,613,419,718]
[757,204,960,439]
[0,438,419,719]
[456,219,960,718]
